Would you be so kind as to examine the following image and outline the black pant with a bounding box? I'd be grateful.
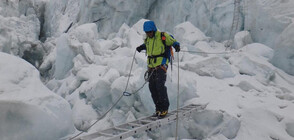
[148,67,169,112]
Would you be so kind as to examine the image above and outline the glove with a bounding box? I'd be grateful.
[173,42,180,52]
[136,44,146,53]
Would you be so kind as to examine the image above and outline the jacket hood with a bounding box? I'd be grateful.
[143,21,157,32]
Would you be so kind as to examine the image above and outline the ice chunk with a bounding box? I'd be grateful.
[241,43,274,61]
[107,55,135,76]
[184,57,235,79]
[174,22,208,45]
[112,37,123,50]
[98,39,115,50]
[0,52,74,140]
[82,43,95,63]
[233,31,253,49]
[55,34,76,79]
[103,68,120,83]
[235,109,294,140]
[131,19,149,36]
[72,98,98,131]
[187,110,240,139]
[229,54,275,84]
[236,80,262,92]
[69,23,99,47]
[271,22,294,75]
[192,41,214,57]
[127,28,143,49]
[286,122,294,137]
[0,14,40,57]
[116,23,130,39]
[76,65,108,81]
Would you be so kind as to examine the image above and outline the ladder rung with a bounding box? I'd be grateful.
[127,122,141,127]
[180,108,191,111]
[140,119,153,124]
[114,127,129,132]
[98,132,114,137]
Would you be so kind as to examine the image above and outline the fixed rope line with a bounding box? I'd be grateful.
[180,50,233,54]
[123,50,156,96]
[70,50,138,140]
[175,52,180,140]
[124,50,137,93]
[70,95,124,139]
[123,69,154,96]
[226,0,241,50]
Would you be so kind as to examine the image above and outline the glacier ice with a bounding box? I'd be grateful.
[233,31,253,49]
[271,22,294,75]
[54,34,76,79]
[1,0,294,139]
[0,52,74,140]
[2,0,294,75]
[184,57,235,79]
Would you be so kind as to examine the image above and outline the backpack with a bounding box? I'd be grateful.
[161,32,175,70]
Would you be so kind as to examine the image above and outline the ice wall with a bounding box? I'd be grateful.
[5,0,289,74]
[271,22,294,75]
[43,0,156,38]
[0,0,47,68]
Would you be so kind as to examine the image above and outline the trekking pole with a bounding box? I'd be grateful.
[175,52,180,140]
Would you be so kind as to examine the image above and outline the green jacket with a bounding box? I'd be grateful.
[144,31,177,68]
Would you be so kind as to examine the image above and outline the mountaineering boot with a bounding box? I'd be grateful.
[158,110,168,119]
[151,111,160,117]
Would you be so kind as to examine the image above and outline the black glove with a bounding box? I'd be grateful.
[173,42,180,52]
[136,44,146,53]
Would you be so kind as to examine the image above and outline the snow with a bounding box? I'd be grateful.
[0,0,294,140]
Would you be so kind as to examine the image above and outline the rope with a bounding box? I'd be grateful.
[180,50,232,54]
[124,50,137,92]
[123,69,154,96]
[69,95,124,140]
[175,52,180,140]
[70,50,138,140]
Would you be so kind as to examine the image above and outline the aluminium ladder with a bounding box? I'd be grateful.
[226,0,241,49]
[74,104,207,140]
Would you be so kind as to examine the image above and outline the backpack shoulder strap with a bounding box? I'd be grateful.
[161,32,166,47]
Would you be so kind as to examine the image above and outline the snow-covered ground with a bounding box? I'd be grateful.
[0,0,294,140]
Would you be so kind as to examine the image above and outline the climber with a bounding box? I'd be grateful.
[136,20,180,119]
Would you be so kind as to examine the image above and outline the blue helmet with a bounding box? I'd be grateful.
[143,21,157,32]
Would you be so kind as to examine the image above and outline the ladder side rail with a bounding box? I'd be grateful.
[78,104,206,140]
[107,118,162,140]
